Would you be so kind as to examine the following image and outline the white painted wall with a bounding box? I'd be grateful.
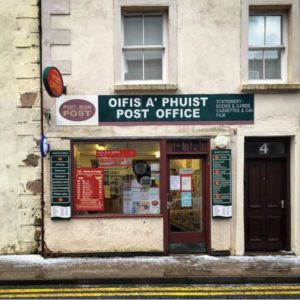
[44,217,164,253]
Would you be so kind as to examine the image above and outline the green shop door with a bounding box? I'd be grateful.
[167,157,208,253]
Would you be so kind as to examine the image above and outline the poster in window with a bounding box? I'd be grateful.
[181,174,192,192]
[138,201,150,214]
[74,168,104,212]
[181,192,192,207]
[150,187,160,213]
[123,199,132,214]
[170,175,180,190]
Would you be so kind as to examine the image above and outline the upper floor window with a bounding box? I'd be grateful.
[123,13,166,81]
[248,13,287,81]
[114,0,177,90]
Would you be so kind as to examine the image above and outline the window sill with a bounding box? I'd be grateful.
[114,83,178,92]
[72,214,163,219]
[240,83,300,93]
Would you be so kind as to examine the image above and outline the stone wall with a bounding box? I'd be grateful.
[0,0,41,254]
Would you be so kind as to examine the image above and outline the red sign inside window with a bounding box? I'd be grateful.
[96,149,136,158]
[99,157,132,167]
[74,168,104,212]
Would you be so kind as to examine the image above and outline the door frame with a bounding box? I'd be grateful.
[161,139,211,254]
[244,137,291,252]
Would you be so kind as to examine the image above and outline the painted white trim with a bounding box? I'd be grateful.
[290,134,300,255]
[234,135,245,255]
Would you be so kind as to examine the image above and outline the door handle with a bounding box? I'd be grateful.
[167,193,172,210]
[167,201,172,210]
[280,200,285,209]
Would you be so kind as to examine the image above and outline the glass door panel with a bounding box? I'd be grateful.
[169,158,203,233]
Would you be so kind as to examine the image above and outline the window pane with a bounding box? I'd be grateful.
[248,50,263,79]
[265,50,281,79]
[169,159,203,232]
[249,16,264,45]
[144,16,163,45]
[266,16,281,46]
[124,50,143,80]
[144,50,163,80]
[124,16,143,46]
[73,141,161,215]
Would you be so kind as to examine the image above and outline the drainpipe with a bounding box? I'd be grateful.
[38,0,45,257]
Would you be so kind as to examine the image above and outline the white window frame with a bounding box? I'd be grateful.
[122,12,168,83]
[241,0,300,89]
[114,0,177,90]
[248,11,288,83]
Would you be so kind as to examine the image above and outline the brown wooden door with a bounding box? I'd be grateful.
[245,158,287,251]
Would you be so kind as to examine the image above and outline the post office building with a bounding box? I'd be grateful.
[41,0,300,256]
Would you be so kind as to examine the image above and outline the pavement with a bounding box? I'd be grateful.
[0,254,300,285]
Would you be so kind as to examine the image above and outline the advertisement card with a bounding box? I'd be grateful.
[170,175,180,190]
[181,192,192,207]
[181,174,192,191]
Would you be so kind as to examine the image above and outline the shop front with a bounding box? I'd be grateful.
[66,139,211,254]
[43,93,254,255]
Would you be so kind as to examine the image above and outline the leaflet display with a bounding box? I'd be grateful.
[50,150,71,220]
[211,149,232,218]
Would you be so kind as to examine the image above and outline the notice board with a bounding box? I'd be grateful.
[74,168,105,212]
[50,150,71,220]
[211,149,232,218]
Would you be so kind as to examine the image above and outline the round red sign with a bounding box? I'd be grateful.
[43,66,64,97]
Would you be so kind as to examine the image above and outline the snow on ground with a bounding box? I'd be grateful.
[0,255,180,266]
[46,255,181,265]
[0,255,46,264]
[0,254,300,266]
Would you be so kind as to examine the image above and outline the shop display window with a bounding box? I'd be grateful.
[73,141,160,216]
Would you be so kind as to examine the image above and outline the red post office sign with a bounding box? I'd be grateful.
[43,66,64,97]
[74,168,104,212]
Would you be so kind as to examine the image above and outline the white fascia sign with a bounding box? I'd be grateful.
[56,95,98,126]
